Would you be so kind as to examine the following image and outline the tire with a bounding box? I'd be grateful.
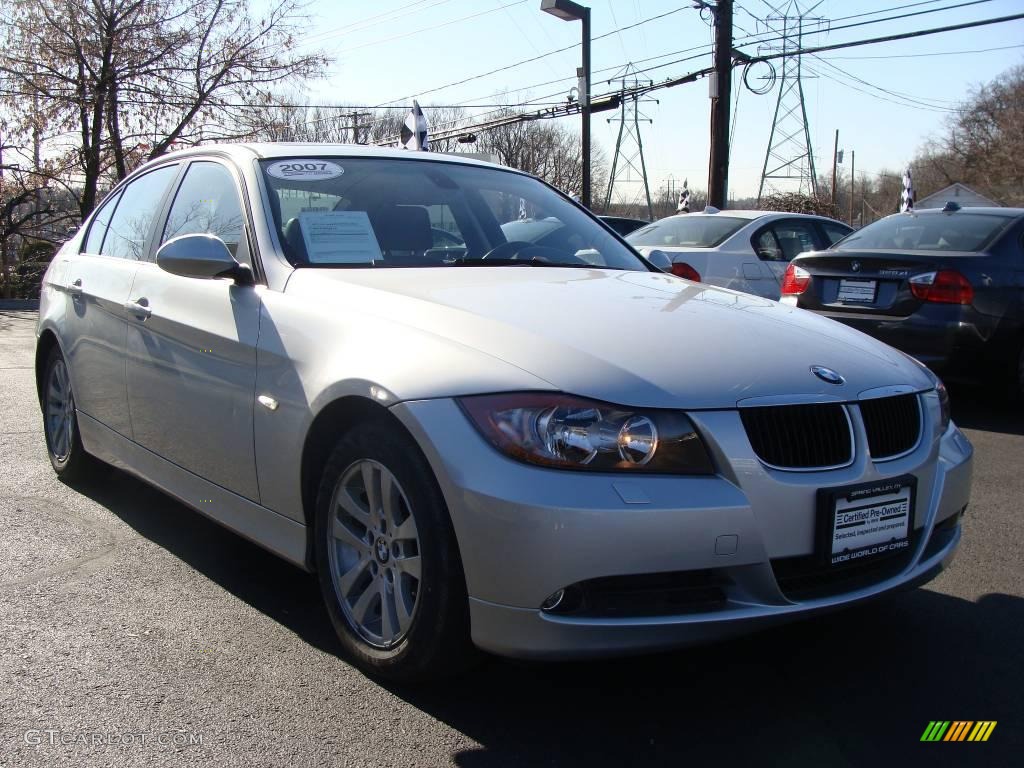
[41,346,96,482]
[1015,340,1024,403]
[314,418,475,681]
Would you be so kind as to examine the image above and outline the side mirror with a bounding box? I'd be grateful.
[646,249,673,272]
[156,234,253,284]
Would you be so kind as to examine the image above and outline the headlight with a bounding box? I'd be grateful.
[458,393,714,474]
[936,378,951,432]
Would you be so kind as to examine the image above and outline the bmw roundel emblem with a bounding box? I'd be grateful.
[851,260,861,272]
[811,365,845,385]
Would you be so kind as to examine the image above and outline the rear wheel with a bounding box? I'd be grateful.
[314,419,474,681]
[42,347,95,481]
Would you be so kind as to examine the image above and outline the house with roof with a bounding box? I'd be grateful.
[916,183,1000,209]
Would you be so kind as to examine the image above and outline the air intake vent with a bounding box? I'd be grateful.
[859,394,921,459]
[740,403,852,470]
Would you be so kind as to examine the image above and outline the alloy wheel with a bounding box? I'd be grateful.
[327,459,422,649]
[45,358,76,462]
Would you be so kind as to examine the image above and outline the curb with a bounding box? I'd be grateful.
[0,300,40,310]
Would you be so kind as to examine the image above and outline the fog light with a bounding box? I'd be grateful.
[540,589,565,611]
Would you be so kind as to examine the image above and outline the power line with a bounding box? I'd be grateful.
[376,0,996,115]
[745,10,1024,64]
[394,9,1024,148]
[810,55,960,107]
[821,43,1024,60]
[375,5,692,107]
[330,0,530,55]
[739,0,998,52]
[299,0,456,46]
[802,63,955,113]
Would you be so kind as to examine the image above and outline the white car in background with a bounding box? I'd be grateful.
[627,209,853,299]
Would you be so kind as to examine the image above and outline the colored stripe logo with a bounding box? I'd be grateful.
[921,721,997,742]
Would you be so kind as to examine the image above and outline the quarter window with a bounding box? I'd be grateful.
[81,190,123,255]
[162,162,246,258]
[753,229,783,261]
[101,165,179,260]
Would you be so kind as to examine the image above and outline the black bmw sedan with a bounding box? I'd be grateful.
[781,204,1024,397]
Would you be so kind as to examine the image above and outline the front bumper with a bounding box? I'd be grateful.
[391,396,973,659]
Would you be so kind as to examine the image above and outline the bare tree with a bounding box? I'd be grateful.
[472,110,607,199]
[0,0,327,217]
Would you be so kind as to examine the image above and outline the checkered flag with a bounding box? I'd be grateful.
[400,100,429,151]
[677,179,690,213]
[900,168,914,213]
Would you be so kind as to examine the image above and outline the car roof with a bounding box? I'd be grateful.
[655,210,843,222]
[889,207,1024,218]
[148,141,520,174]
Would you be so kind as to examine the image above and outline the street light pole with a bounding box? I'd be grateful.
[541,0,591,208]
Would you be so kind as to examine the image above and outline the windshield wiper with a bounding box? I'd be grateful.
[450,257,619,269]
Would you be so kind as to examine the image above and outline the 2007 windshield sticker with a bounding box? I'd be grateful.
[266,160,344,181]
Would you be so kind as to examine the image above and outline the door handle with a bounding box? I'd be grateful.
[123,297,152,320]
[68,279,84,298]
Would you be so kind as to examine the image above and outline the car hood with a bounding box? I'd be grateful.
[284,267,933,409]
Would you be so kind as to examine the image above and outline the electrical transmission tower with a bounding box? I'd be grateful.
[756,2,827,202]
[603,65,656,219]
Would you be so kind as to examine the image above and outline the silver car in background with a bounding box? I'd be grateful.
[36,144,971,681]
[628,209,852,299]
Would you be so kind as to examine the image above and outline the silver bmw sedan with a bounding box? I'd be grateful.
[35,144,973,681]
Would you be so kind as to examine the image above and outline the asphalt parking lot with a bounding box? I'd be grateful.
[0,309,1020,768]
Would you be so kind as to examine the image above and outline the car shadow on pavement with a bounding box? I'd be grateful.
[70,468,343,657]
[386,588,1023,768]
[69,463,1020,768]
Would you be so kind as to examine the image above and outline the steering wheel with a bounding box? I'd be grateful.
[479,240,589,265]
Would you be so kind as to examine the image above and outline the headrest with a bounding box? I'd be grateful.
[374,206,433,253]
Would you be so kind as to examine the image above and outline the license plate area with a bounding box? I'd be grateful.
[817,476,916,568]
[837,278,877,303]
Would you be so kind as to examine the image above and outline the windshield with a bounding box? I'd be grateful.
[627,216,747,248]
[836,212,1014,252]
[259,157,648,270]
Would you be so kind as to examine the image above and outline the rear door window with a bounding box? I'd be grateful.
[769,220,819,261]
[101,165,179,260]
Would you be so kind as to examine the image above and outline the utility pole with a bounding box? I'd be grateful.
[581,11,591,207]
[830,129,839,206]
[348,111,371,144]
[849,150,856,226]
[708,0,733,209]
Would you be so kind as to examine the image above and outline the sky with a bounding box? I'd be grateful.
[276,0,1024,201]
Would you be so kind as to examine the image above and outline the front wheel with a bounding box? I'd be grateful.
[314,419,474,681]
[41,347,96,481]
[1016,341,1024,402]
